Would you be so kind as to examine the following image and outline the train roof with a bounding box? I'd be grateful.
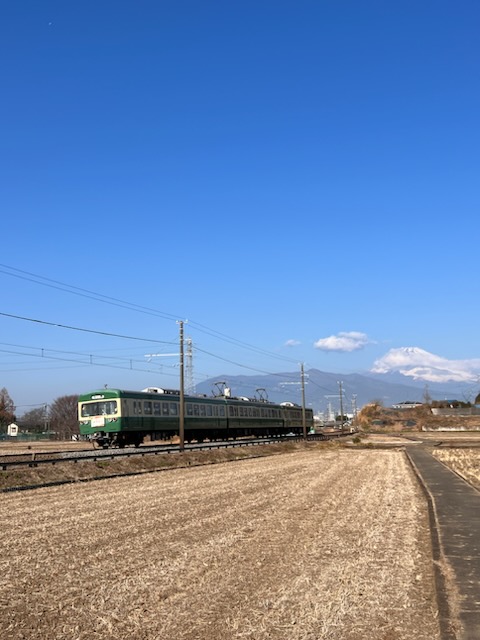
[78,388,306,408]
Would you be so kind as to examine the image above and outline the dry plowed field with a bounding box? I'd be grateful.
[433,447,480,489]
[0,449,440,640]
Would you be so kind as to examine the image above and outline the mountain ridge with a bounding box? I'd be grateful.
[195,368,477,414]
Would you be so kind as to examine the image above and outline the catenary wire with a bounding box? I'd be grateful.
[0,265,342,395]
[0,263,300,365]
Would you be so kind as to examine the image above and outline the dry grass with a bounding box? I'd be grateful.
[0,441,330,491]
[432,448,480,489]
[418,431,480,441]
[357,433,411,444]
[0,440,94,455]
[0,449,439,640]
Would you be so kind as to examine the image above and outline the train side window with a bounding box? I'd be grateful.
[162,402,169,416]
[219,406,225,417]
[169,403,178,416]
[134,401,142,415]
[104,401,117,415]
[186,403,193,416]
[193,404,200,416]
[213,406,218,417]
[248,407,253,417]
[229,406,234,416]
[206,405,212,417]
[199,405,206,417]
[144,401,152,415]
[153,402,161,416]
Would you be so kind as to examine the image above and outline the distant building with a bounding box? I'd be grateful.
[392,401,423,410]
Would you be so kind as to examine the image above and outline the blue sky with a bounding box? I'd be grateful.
[1,1,480,413]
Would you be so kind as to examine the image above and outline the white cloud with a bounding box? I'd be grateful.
[314,331,370,352]
[371,347,480,383]
[285,339,301,347]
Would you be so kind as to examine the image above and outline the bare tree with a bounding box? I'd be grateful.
[20,406,48,433]
[0,388,16,434]
[49,395,79,440]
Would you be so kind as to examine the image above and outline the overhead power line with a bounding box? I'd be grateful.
[0,264,180,322]
[0,263,299,365]
[0,311,176,344]
[0,344,179,376]
[0,264,337,394]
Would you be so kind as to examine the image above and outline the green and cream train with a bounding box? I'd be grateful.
[78,386,314,448]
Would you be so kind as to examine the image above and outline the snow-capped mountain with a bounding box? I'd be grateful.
[371,347,480,384]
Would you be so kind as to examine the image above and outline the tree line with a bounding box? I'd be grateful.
[0,388,79,439]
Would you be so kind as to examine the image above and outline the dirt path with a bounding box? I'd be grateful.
[0,449,440,639]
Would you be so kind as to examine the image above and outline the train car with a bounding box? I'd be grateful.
[78,387,314,447]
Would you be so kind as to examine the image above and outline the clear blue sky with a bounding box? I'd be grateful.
[1,1,480,413]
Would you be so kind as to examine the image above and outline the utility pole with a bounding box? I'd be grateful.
[185,337,195,394]
[177,320,185,451]
[423,383,432,405]
[43,404,48,434]
[338,381,344,429]
[301,363,307,438]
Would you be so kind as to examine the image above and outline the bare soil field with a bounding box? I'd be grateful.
[0,448,439,640]
[432,448,480,490]
[416,431,480,442]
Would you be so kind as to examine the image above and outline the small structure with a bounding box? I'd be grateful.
[7,423,19,436]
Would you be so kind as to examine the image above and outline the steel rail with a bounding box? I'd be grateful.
[0,441,179,465]
[0,434,337,471]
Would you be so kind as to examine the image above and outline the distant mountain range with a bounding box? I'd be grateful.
[195,367,479,415]
[194,346,480,414]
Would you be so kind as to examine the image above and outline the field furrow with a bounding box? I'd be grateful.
[0,449,439,640]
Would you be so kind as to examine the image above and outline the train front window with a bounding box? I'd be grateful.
[81,400,118,417]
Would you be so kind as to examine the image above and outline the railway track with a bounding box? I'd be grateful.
[0,433,341,471]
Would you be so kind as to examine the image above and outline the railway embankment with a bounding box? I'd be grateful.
[0,439,340,492]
